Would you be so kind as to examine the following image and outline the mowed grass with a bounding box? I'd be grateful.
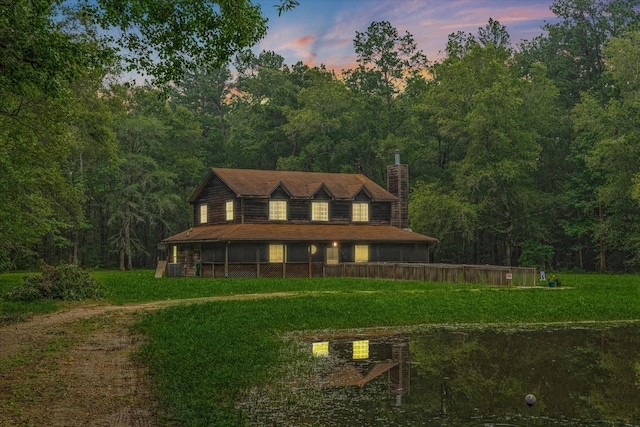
[2,270,640,425]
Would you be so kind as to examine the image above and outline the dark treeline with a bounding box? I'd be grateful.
[2,0,640,272]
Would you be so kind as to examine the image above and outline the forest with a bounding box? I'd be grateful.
[2,0,640,273]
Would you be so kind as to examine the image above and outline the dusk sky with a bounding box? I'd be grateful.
[255,0,559,71]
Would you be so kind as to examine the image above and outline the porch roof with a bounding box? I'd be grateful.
[163,224,437,244]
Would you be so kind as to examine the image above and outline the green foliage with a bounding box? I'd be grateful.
[518,241,555,268]
[2,263,103,302]
[79,0,298,85]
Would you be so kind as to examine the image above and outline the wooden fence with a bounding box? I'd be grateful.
[174,261,536,286]
[324,263,537,286]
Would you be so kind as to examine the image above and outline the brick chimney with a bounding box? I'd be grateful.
[387,149,409,229]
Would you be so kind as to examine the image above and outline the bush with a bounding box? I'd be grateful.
[2,263,104,302]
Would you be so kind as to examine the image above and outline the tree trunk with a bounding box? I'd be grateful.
[119,245,125,271]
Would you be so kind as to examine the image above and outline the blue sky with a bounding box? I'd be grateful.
[255,0,558,71]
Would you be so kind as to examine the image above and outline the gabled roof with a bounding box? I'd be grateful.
[189,168,397,203]
[163,224,438,244]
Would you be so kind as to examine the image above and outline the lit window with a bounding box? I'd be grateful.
[172,245,177,263]
[354,245,369,263]
[312,201,329,221]
[352,202,369,222]
[225,200,234,221]
[269,200,287,220]
[353,340,369,359]
[269,244,285,263]
[313,342,329,357]
[326,247,339,265]
[200,205,208,224]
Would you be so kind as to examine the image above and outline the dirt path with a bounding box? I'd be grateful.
[0,292,299,427]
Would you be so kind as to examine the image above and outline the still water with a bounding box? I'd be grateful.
[240,323,640,426]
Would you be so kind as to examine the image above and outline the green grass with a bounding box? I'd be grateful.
[91,269,477,304]
[2,270,640,425]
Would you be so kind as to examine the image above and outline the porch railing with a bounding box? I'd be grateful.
[184,261,536,286]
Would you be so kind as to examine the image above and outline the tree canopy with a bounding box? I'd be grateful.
[3,0,640,272]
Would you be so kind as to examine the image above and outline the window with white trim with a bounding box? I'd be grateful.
[269,200,287,220]
[352,202,369,222]
[225,200,234,221]
[354,245,369,263]
[269,244,285,263]
[312,201,329,221]
[199,205,208,224]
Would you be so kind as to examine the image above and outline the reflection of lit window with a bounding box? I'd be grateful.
[269,200,287,220]
[352,203,369,222]
[312,201,328,221]
[269,244,284,263]
[313,342,329,357]
[225,200,234,221]
[200,205,208,224]
[354,245,369,262]
[353,340,369,359]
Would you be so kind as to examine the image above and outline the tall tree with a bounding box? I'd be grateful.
[345,20,428,107]
[573,31,640,270]
[0,0,112,270]
[410,39,559,265]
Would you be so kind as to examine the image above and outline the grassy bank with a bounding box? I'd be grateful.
[2,271,639,425]
[131,273,639,426]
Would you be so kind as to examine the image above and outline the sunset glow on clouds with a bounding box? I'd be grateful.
[256,0,558,71]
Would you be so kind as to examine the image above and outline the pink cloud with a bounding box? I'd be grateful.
[257,0,558,69]
[282,35,316,49]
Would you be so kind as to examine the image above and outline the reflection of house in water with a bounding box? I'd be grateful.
[311,334,410,404]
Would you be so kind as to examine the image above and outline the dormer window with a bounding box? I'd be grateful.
[269,200,287,221]
[225,200,234,221]
[312,201,329,221]
[352,202,369,222]
[199,205,208,224]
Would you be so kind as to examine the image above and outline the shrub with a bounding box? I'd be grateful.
[2,263,103,302]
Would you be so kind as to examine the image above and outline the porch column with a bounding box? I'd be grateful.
[225,242,229,278]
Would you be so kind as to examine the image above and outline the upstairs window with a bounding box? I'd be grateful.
[352,202,369,222]
[312,201,329,221]
[269,200,287,221]
[225,200,234,221]
[199,205,208,224]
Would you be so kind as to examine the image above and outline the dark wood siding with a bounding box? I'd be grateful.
[289,200,309,222]
[313,188,331,200]
[370,202,392,226]
[354,191,371,202]
[270,187,290,199]
[242,198,268,223]
[331,201,351,224]
[192,176,237,226]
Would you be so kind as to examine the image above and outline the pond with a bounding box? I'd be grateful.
[240,323,640,426]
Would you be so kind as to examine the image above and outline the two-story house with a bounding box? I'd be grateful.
[162,158,437,278]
